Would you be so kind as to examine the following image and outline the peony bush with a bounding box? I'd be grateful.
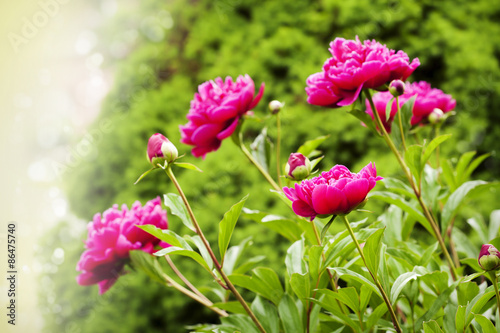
[77,37,500,332]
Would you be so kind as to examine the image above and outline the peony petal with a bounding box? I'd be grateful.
[191,123,223,145]
[343,179,369,209]
[337,84,364,107]
[248,82,265,110]
[216,117,240,140]
[292,200,316,219]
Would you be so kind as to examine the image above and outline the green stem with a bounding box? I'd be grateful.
[239,141,282,193]
[308,219,353,330]
[490,272,500,320]
[365,88,458,281]
[165,167,267,333]
[395,96,407,152]
[276,112,283,188]
[341,215,402,333]
[162,272,228,317]
[165,256,211,303]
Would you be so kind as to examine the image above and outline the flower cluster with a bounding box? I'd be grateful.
[76,198,169,294]
[180,75,264,158]
[283,163,382,220]
[365,81,456,132]
[306,37,419,108]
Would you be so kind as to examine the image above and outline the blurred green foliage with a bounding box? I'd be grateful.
[40,0,500,331]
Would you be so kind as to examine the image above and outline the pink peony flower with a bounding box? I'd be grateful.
[306,37,419,108]
[283,163,382,220]
[76,197,169,294]
[365,81,456,132]
[180,75,264,158]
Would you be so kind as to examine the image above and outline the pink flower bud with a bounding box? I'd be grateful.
[478,244,500,271]
[147,133,178,166]
[428,108,444,124]
[389,80,405,97]
[285,153,312,181]
[269,100,284,114]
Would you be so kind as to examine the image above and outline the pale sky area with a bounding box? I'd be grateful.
[0,1,114,332]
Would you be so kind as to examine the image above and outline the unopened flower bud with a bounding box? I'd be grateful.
[389,80,405,97]
[285,153,312,181]
[428,108,444,124]
[147,133,178,167]
[269,100,284,114]
[478,244,500,271]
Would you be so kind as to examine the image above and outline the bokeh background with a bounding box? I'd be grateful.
[1,0,500,332]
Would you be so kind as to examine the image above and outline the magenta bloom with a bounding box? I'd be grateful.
[365,81,456,131]
[180,75,264,158]
[283,163,383,220]
[306,37,419,108]
[76,197,169,294]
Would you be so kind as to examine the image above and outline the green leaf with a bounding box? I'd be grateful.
[348,108,379,136]
[242,209,303,242]
[363,227,385,279]
[404,144,423,185]
[250,127,272,173]
[164,193,194,232]
[423,320,445,332]
[278,294,303,333]
[223,237,253,275]
[185,235,214,270]
[309,291,361,331]
[359,284,373,312]
[285,240,306,275]
[369,191,433,235]
[441,159,457,191]
[320,215,337,241]
[251,296,280,333]
[381,177,415,199]
[129,250,164,283]
[219,195,249,263]
[260,215,303,242]
[330,267,381,298]
[441,180,488,235]
[455,151,477,183]
[458,281,480,306]
[221,314,260,333]
[415,281,459,332]
[390,272,418,304]
[463,153,490,183]
[153,246,211,272]
[455,305,466,333]
[138,225,191,249]
[465,285,497,327]
[309,156,324,171]
[308,245,323,281]
[173,162,203,172]
[473,314,496,333]
[290,272,310,300]
[229,268,283,306]
[297,135,329,158]
[211,301,248,315]
[422,134,452,165]
[366,303,388,329]
[134,167,155,184]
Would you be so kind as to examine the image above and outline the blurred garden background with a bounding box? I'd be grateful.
[1,0,500,332]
